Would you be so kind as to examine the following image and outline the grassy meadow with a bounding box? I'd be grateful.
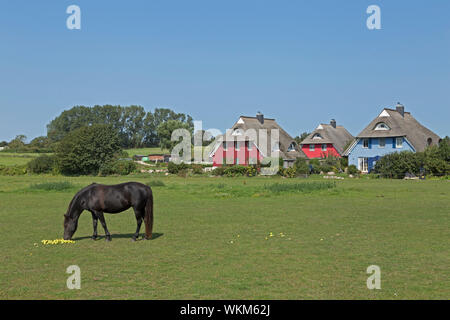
[0,173,448,299]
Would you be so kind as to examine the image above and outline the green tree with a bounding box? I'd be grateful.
[157,120,193,151]
[8,135,27,150]
[56,125,122,175]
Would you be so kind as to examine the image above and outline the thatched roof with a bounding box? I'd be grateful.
[212,114,306,160]
[353,107,441,152]
[301,122,354,155]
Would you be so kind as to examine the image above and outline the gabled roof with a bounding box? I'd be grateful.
[301,123,354,155]
[354,107,441,152]
[211,115,306,160]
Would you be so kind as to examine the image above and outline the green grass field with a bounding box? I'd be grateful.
[0,175,448,299]
[0,152,41,166]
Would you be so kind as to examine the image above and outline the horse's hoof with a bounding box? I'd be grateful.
[92,236,97,241]
[144,235,152,240]
[131,237,137,242]
[106,237,112,242]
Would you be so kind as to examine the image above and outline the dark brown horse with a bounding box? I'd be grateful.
[63,182,153,241]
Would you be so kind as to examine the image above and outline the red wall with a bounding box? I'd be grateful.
[301,143,341,159]
[212,142,263,167]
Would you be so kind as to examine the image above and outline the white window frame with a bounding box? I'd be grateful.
[309,144,315,151]
[374,122,390,130]
[321,144,327,151]
[358,157,369,173]
[379,137,385,148]
[396,137,403,148]
[247,141,253,151]
[363,139,369,149]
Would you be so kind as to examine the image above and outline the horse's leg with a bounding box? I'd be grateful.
[132,208,144,241]
[91,211,98,240]
[96,211,112,241]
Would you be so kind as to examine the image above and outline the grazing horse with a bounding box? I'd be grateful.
[63,182,153,241]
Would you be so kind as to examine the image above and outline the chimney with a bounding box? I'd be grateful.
[330,119,336,128]
[256,111,264,124]
[396,102,405,117]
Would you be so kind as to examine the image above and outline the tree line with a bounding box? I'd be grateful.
[1,105,194,152]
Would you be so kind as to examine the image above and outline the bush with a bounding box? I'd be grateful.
[56,124,122,175]
[224,165,247,177]
[168,162,189,174]
[294,158,309,174]
[99,160,137,176]
[347,165,358,175]
[191,164,203,175]
[0,165,27,175]
[27,155,56,174]
[374,151,422,178]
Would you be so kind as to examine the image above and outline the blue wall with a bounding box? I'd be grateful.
[348,137,415,172]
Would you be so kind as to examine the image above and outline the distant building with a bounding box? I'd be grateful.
[210,112,306,168]
[301,119,353,159]
[344,103,441,173]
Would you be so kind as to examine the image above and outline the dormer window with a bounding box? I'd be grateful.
[232,128,243,136]
[287,142,296,152]
[313,134,322,140]
[374,122,390,130]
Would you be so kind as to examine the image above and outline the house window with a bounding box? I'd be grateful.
[427,138,432,146]
[287,142,296,152]
[232,129,242,136]
[374,122,390,130]
[247,141,253,151]
[379,138,385,148]
[236,141,243,151]
[322,144,327,151]
[313,134,322,140]
[363,139,369,148]
[358,157,369,173]
[222,141,227,150]
[396,137,403,148]
[309,144,315,151]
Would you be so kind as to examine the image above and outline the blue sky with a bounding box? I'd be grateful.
[0,0,449,142]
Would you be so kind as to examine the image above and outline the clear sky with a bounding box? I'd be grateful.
[1,0,449,142]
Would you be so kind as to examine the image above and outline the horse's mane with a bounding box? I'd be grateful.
[65,184,95,218]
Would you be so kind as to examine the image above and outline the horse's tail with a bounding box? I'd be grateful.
[144,187,154,240]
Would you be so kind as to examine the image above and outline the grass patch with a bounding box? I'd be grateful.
[29,181,76,191]
[264,181,336,194]
[147,180,166,187]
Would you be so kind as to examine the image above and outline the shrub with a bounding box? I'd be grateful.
[294,158,309,174]
[56,124,122,175]
[0,165,27,175]
[224,165,247,177]
[374,151,422,178]
[191,164,203,175]
[27,155,56,174]
[168,162,189,174]
[347,165,358,175]
[99,160,137,176]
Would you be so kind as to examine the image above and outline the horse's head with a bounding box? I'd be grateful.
[63,213,79,240]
